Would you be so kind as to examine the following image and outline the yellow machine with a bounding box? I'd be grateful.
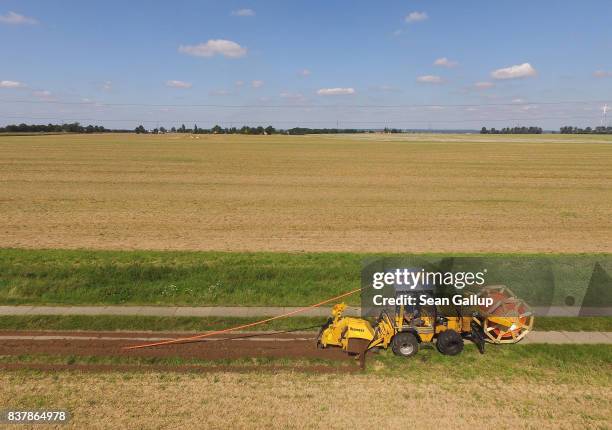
[317,285,533,361]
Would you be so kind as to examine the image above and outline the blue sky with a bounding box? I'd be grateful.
[1,0,611,129]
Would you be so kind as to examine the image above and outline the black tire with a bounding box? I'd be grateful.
[316,318,332,349]
[436,330,464,356]
[391,332,419,358]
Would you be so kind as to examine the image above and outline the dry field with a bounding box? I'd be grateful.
[2,371,610,429]
[1,133,611,252]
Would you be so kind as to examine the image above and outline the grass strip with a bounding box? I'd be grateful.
[0,315,327,332]
[534,316,612,331]
[1,249,611,307]
[0,249,362,306]
[370,344,612,384]
[0,315,610,332]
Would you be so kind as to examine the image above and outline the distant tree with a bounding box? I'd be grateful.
[560,125,611,134]
[180,124,186,133]
[159,126,167,133]
[66,122,81,133]
[135,125,146,134]
[481,125,542,135]
[0,122,117,134]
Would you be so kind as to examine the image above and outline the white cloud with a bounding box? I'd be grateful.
[316,87,356,96]
[593,70,612,78]
[512,98,525,103]
[0,11,38,25]
[165,80,192,88]
[299,69,311,77]
[405,11,428,23]
[33,90,52,98]
[209,89,231,96]
[393,29,403,36]
[251,80,264,88]
[433,57,458,68]
[102,81,112,91]
[416,75,443,84]
[231,8,255,17]
[178,39,247,58]
[280,91,305,102]
[280,91,302,97]
[0,80,26,88]
[370,85,400,93]
[491,63,537,80]
[235,80,245,87]
[474,81,494,89]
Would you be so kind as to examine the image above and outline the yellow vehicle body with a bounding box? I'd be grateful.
[318,288,533,360]
[319,304,400,350]
[318,316,374,351]
[318,303,471,353]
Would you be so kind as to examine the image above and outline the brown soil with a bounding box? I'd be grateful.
[0,330,349,362]
[0,363,357,374]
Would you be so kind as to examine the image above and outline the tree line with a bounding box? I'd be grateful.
[480,126,543,134]
[136,124,377,135]
[480,125,612,135]
[2,122,378,135]
[0,122,129,133]
[560,126,612,134]
[5,122,611,136]
[140,124,278,135]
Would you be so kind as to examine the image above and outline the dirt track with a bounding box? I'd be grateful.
[0,330,350,367]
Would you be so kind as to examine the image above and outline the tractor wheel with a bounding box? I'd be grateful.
[316,318,332,349]
[436,330,464,356]
[391,332,419,358]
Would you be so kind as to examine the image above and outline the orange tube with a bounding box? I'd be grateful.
[123,287,361,350]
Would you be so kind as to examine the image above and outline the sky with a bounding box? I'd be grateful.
[1,0,611,130]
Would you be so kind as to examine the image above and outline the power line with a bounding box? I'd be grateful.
[0,114,601,125]
[0,98,610,109]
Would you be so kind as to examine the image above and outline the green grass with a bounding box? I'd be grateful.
[0,249,361,306]
[1,248,611,307]
[0,315,609,332]
[534,316,612,331]
[0,315,326,332]
[370,344,612,384]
